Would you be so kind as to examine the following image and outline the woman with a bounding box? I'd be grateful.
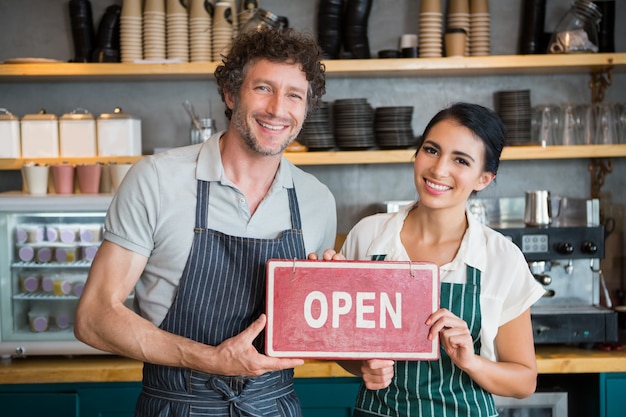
[325,103,546,416]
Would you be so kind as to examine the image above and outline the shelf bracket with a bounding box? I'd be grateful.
[588,158,613,199]
[589,64,613,103]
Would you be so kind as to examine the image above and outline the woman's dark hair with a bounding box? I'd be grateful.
[415,102,505,175]
[214,28,326,120]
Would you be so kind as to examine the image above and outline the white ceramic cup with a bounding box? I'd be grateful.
[22,164,49,195]
[109,162,133,192]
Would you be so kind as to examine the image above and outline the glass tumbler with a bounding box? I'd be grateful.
[190,118,216,145]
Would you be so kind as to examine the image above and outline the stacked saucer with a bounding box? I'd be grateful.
[120,0,143,62]
[189,0,212,62]
[447,0,470,56]
[333,98,376,150]
[143,0,166,60]
[469,0,491,56]
[418,0,443,58]
[494,90,532,145]
[298,102,335,151]
[374,106,415,149]
[166,0,189,61]
[213,2,235,62]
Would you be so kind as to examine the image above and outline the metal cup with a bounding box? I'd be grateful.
[524,190,552,226]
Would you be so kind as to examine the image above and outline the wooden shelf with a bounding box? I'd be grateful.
[2,145,626,170]
[1,345,626,384]
[1,53,624,82]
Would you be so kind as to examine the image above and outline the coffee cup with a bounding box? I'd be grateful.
[109,162,133,192]
[445,28,467,57]
[22,163,49,195]
[51,163,75,194]
[76,163,102,194]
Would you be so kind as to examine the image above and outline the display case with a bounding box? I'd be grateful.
[0,193,119,358]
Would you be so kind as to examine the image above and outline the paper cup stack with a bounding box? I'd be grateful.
[418,0,443,58]
[189,0,212,62]
[447,0,470,56]
[143,0,166,60]
[212,2,235,62]
[469,0,491,56]
[166,0,189,61]
[120,0,143,62]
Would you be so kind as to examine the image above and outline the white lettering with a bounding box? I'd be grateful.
[304,291,327,329]
[302,291,403,329]
[380,292,402,329]
[356,292,376,328]
[332,292,352,328]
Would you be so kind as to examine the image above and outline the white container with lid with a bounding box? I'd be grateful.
[96,107,142,156]
[0,108,21,158]
[21,110,59,158]
[59,108,97,157]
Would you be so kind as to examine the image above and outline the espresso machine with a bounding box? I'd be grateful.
[472,195,619,345]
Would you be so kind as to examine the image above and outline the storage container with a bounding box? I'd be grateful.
[0,108,21,158]
[20,110,59,158]
[59,108,97,157]
[96,107,142,156]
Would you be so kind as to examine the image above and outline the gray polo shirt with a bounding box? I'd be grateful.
[104,132,337,325]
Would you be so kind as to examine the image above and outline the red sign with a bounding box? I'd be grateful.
[265,259,440,360]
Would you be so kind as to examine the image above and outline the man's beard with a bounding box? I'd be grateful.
[232,104,301,157]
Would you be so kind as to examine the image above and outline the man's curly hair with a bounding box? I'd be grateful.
[214,28,326,120]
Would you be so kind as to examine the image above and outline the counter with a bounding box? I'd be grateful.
[1,345,625,385]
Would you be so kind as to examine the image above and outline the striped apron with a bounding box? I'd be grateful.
[136,180,306,417]
[354,264,497,417]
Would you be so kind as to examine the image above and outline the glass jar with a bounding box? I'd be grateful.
[190,118,216,145]
[238,8,281,33]
[548,0,602,53]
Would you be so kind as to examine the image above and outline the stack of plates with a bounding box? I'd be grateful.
[298,102,335,151]
[166,2,189,62]
[333,98,376,150]
[120,0,143,62]
[143,1,166,60]
[374,106,415,149]
[189,0,212,62]
[213,2,235,61]
[469,8,490,56]
[494,90,532,145]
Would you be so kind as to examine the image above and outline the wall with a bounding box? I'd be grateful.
[0,0,625,295]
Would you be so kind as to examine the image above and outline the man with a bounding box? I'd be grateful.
[75,28,337,416]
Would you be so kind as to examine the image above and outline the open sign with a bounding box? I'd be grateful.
[266,259,439,360]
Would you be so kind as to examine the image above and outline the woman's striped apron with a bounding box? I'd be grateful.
[354,264,497,417]
[136,180,307,416]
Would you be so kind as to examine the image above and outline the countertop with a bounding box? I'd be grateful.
[1,345,625,385]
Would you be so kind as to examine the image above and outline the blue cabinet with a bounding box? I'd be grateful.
[0,378,362,417]
[0,382,141,417]
[600,372,626,417]
[295,377,362,417]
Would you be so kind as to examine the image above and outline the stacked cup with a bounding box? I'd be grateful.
[447,0,470,56]
[213,2,235,62]
[418,0,443,58]
[166,0,189,61]
[469,0,491,56]
[143,0,166,60]
[225,0,239,37]
[189,0,212,62]
[120,0,143,62]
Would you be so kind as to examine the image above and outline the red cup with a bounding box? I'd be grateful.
[51,164,75,194]
[76,164,102,194]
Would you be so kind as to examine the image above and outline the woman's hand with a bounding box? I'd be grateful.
[426,308,478,372]
[360,359,395,390]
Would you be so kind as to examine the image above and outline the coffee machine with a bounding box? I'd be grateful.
[473,196,619,345]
